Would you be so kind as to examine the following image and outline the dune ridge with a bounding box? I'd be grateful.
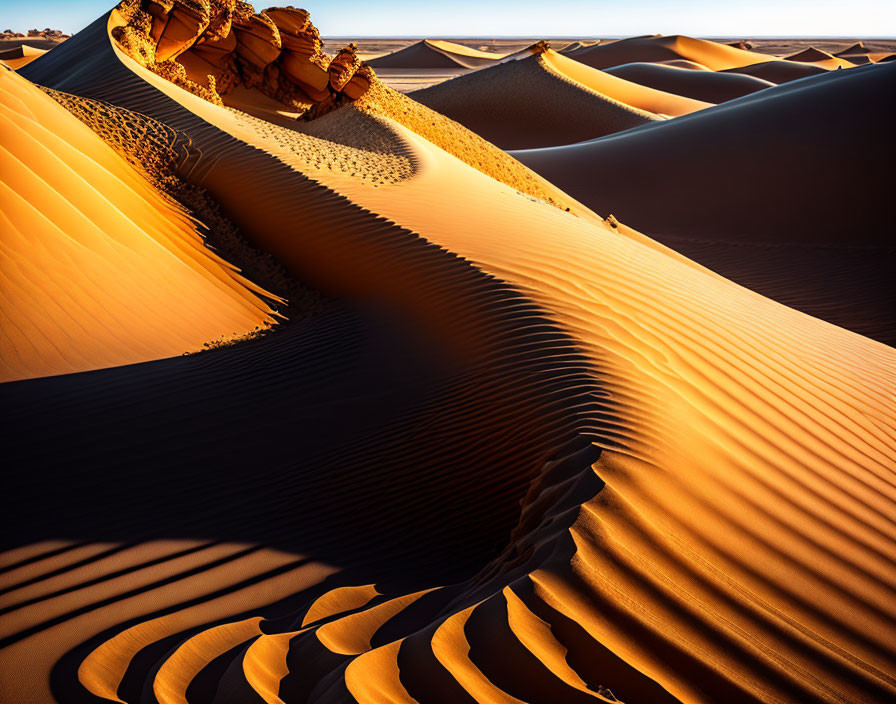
[564,34,772,71]
[604,61,774,102]
[368,38,505,69]
[0,66,277,382]
[564,34,862,84]
[2,6,894,704]
[514,62,896,344]
[409,47,713,149]
[0,44,47,69]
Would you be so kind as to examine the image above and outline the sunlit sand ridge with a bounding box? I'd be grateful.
[410,44,710,149]
[1,2,894,703]
[0,66,276,382]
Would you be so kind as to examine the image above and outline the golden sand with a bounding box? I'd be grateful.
[1,6,893,704]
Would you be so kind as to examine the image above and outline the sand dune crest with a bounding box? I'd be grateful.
[1,7,894,704]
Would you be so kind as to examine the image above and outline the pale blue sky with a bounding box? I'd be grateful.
[1,0,894,37]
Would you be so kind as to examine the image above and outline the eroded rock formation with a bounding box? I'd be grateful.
[112,1,373,115]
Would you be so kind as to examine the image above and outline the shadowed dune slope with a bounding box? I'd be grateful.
[514,62,896,343]
[0,44,47,69]
[565,34,772,71]
[565,35,847,84]
[0,67,276,382]
[785,47,857,69]
[4,9,896,704]
[559,40,598,53]
[837,42,872,56]
[409,49,710,149]
[368,39,504,69]
[722,59,829,83]
[605,61,774,102]
[661,58,711,69]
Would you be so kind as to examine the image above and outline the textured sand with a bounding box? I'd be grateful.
[1,7,894,704]
[410,48,713,149]
[513,62,896,344]
[0,66,276,381]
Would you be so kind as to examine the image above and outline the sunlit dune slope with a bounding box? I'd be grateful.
[0,44,47,69]
[368,38,505,69]
[514,62,896,343]
[4,7,896,704]
[605,61,774,102]
[0,67,276,382]
[565,34,772,71]
[566,35,849,85]
[410,47,710,149]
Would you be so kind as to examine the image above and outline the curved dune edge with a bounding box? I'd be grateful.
[409,47,702,150]
[0,44,47,69]
[368,38,505,69]
[0,66,277,382]
[539,49,712,116]
[565,34,861,85]
[604,61,775,103]
[564,34,775,71]
[511,61,896,344]
[3,10,896,704]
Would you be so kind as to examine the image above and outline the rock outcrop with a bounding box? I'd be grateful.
[112,1,373,115]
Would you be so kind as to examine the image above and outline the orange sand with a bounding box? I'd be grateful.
[2,6,894,704]
[0,66,276,382]
[0,44,47,69]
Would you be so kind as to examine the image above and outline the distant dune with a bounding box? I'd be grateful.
[564,34,772,70]
[605,61,774,102]
[2,4,894,704]
[368,38,505,69]
[411,47,710,149]
[0,44,46,69]
[784,46,857,69]
[514,63,896,343]
[723,58,829,83]
[563,34,864,84]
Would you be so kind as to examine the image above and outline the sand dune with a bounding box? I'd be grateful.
[514,62,896,343]
[660,58,711,69]
[723,58,829,83]
[786,46,837,62]
[559,39,599,53]
[837,41,872,56]
[2,5,894,704]
[784,47,857,69]
[605,61,774,102]
[565,34,772,70]
[368,38,505,69]
[565,35,853,84]
[0,66,276,382]
[410,47,711,149]
[0,44,47,69]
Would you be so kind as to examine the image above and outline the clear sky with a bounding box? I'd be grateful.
[1,0,894,37]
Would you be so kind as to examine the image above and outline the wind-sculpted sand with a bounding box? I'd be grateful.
[0,44,47,69]
[410,46,711,149]
[0,66,277,382]
[604,61,774,102]
[513,62,896,344]
[1,4,894,704]
[368,39,506,69]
